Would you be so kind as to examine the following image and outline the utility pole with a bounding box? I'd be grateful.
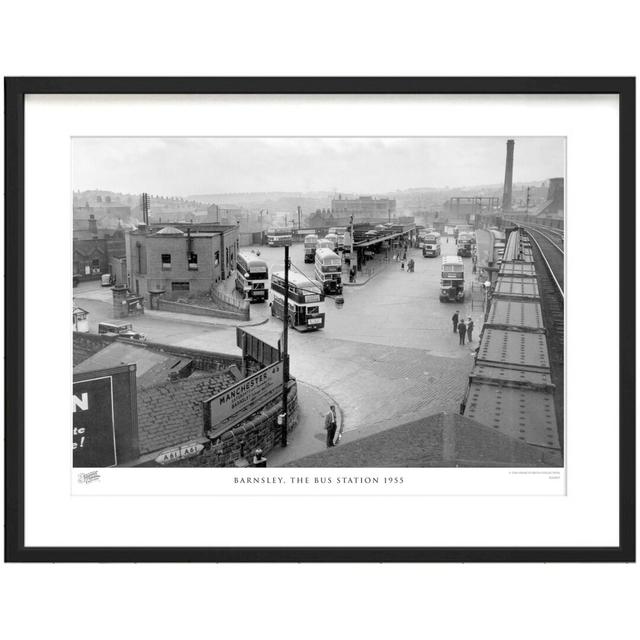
[297,205,301,229]
[525,186,531,214]
[281,242,290,447]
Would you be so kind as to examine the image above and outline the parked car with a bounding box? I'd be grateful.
[98,322,147,341]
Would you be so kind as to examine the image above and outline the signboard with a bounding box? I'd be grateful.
[154,442,204,465]
[205,361,283,438]
[237,327,281,366]
[73,365,138,467]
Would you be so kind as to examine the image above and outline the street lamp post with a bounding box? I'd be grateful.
[281,243,290,447]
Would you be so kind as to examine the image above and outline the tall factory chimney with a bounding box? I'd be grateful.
[502,139,515,212]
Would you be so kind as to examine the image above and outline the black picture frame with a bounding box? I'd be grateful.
[4,77,635,563]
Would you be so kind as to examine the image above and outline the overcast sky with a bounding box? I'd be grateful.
[72,137,565,196]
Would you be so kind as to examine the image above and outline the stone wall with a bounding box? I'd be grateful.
[211,286,250,316]
[174,381,298,468]
[157,298,249,321]
[73,332,243,372]
[133,340,243,372]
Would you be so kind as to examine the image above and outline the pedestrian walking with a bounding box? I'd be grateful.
[467,317,474,342]
[451,310,459,333]
[324,405,338,447]
[401,260,405,271]
[458,318,467,345]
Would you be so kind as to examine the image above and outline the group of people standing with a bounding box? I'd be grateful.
[451,310,474,345]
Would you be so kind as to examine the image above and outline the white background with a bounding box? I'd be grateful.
[1,2,638,639]
[28,95,606,545]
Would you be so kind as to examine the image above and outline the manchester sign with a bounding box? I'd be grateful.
[205,361,283,438]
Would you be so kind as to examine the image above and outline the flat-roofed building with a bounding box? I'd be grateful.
[331,194,396,220]
[125,222,239,301]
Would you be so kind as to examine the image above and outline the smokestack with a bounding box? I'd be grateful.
[88,214,98,237]
[502,139,515,212]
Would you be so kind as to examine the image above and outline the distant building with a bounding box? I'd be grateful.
[331,195,396,220]
[73,203,132,224]
[125,222,239,301]
[545,178,564,215]
[73,224,126,279]
[206,203,220,221]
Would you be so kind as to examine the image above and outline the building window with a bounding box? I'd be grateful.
[171,282,190,292]
[188,252,198,270]
[214,250,219,266]
[161,254,171,270]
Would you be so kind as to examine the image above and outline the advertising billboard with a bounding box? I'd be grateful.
[73,364,139,467]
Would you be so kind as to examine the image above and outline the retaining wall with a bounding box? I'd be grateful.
[174,381,298,468]
[158,298,249,321]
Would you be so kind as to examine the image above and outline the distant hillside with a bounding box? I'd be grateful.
[188,191,333,213]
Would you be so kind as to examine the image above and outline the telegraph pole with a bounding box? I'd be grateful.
[525,186,531,214]
[281,242,290,447]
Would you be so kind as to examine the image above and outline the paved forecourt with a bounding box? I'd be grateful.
[243,238,483,457]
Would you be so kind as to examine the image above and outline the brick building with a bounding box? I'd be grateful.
[331,194,396,220]
[73,226,126,279]
[125,222,239,302]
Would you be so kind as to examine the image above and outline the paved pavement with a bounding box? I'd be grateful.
[266,381,341,466]
[74,240,485,464]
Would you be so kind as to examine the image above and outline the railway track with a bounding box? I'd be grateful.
[507,219,564,250]
[522,227,564,295]
[521,226,565,451]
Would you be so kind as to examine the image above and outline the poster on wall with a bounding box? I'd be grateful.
[72,365,139,468]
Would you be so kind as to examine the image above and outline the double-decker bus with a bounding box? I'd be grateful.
[317,238,335,251]
[454,224,474,240]
[456,232,475,258]
[270,271,325,331]
[324,233,339,251]
[266,228,292,247]
[314,247,343,295]
[303,234,319,263]
[439,255,465,302]
[235,252,269,302]
[328,227,347,250]
[422,232,441,257]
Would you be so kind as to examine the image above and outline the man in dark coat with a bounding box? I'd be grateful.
[467,317,475,342]
[458,318,467,345]
[324,405,338,447]
[452,311,459,333]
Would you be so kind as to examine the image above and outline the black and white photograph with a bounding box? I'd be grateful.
[6,76,632,563]
[72,136,565,471]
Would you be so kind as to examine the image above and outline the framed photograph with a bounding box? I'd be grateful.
[5,77,635,562]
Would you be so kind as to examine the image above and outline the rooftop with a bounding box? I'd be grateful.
[73,340,239,456]
[284,412,561,467]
